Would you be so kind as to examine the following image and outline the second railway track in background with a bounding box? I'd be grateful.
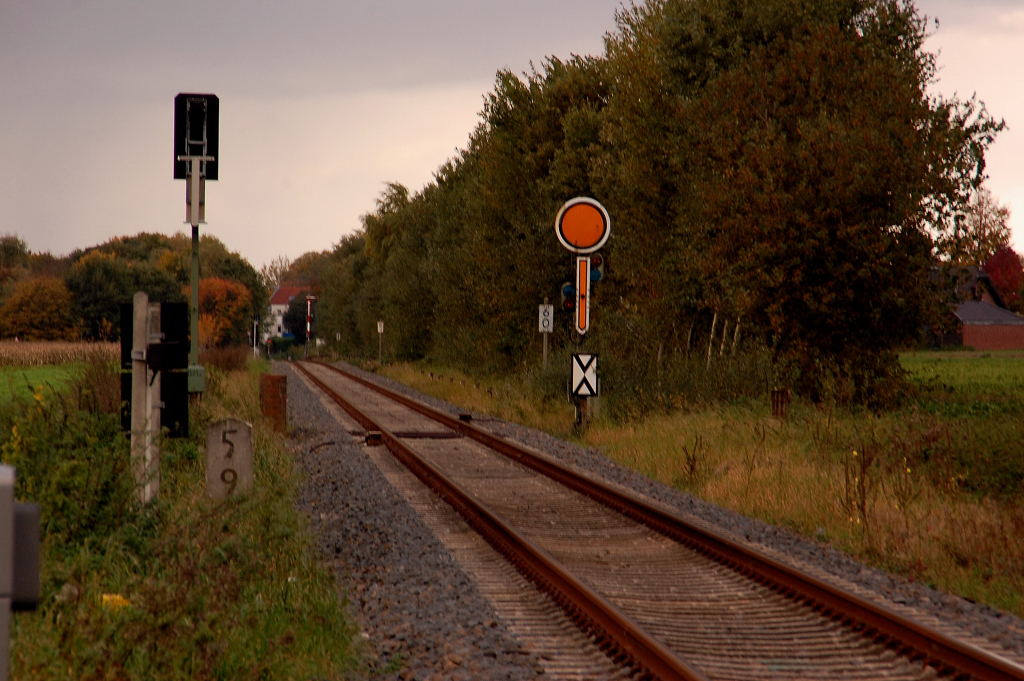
[292,360,1024,681]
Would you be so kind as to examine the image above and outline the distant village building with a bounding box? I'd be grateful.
[266,284,306,340]
[938,269,1024,350]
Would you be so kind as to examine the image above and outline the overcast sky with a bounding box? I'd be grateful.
[1,0,1021,268]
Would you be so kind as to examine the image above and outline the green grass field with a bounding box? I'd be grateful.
[0,364,81,410]
[902,350,1024,390]
[902,350,1024,418]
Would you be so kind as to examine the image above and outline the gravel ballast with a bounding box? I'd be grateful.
[284,359,1024,676]
[283,362,541,680]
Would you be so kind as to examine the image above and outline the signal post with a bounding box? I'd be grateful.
[173,92,219,395]
[553,197,610,429]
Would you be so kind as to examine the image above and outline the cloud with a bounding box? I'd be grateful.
[0,83,490,267]
[1,0,624,266]
[1,0,621,94]
[998,9,1024,29]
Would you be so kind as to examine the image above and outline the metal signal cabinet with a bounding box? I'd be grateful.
[119,302,190,438]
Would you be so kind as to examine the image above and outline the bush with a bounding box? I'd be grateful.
[0,277,79,341]
[68,350,122,415]
[526,340,776,422]
[4,359,359,679]
[1,384,137,555]
[199,346,250,372]
[266,337,295,358]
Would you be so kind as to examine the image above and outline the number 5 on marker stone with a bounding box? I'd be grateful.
[222,429,236,458]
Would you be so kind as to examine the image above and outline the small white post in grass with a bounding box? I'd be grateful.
[539,298,553,368]
[377,320,384,364]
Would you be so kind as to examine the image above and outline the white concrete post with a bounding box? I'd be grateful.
[131,292,149,503]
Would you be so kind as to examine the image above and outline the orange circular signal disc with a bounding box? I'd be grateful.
[555,197,611,254]
[562,203,604,248]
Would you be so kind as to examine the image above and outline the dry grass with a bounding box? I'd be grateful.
[0,341,118,367]
[377,362,576,437]
[587,406,1024,616]
[199,346,251,372]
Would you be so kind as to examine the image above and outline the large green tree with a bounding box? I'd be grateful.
[65,253,185,341]
[362,183,435,360]
[317,233,381,356]
[65,232,268,344]
[317,0,1002,403]
[420,57,610,369]
[660,0,1001,399]
[0,234,30,270]
[0,234,31,299]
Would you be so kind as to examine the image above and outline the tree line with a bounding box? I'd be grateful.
[0,232,268,348]
[299,0,1004,405]
[7,0,1009,408]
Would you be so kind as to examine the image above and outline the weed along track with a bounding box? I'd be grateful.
[293,360,1024,681]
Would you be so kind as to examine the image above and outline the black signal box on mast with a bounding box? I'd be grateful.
[119,302,190,438]
[173,94,219,181]
[174,92,218,396]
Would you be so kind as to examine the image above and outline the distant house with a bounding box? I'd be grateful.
[267,284,306,340]
[943,269,1024,350]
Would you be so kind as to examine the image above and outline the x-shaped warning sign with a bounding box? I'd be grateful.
[571,353,599,397]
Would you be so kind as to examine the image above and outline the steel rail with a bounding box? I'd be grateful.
[293,361,708,681]
[310,360,1024,681]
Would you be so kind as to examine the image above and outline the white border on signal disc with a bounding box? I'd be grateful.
[555,197,611,254]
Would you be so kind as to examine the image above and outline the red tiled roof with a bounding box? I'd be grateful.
[270,285,305,305]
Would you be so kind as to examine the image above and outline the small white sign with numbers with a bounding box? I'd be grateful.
[206,418,253,499]
[538,304,554,333]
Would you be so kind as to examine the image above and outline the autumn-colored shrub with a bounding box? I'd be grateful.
[0,277,79,340]
[186,277,253,348]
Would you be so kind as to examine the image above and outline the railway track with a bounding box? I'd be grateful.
[293,359,1024,681]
